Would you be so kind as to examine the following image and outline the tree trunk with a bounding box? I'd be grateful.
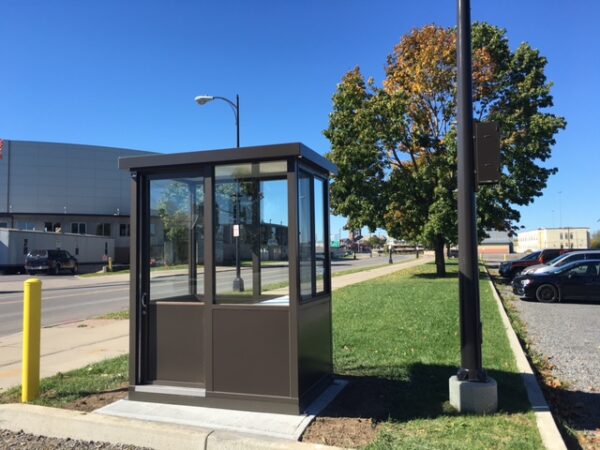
[434,235,446,277]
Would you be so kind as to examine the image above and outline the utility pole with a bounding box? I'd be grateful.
[456,0,483,384]
[449,0,497,414]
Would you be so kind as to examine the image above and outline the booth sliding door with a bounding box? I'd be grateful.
[143,175,205,387]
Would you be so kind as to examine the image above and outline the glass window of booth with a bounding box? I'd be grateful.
[149,177,204,301]
[298,169,329,301]
[214,161,289,305]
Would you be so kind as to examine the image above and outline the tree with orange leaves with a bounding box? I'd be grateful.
[325,23,565,276]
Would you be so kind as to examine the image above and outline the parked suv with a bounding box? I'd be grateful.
[25,250,78,275]
[520,249,600,276]
[499,249,563,279]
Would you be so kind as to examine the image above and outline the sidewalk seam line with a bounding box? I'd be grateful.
[0,333,128,369]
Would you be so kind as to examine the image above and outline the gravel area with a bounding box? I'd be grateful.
[489,267,600,436]
[512,298,600,391]
[0,429,151,449]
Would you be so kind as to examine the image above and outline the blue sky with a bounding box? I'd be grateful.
[2,0,599,239]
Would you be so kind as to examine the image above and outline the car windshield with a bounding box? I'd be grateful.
[552,261,585,274]
[521,251,541,261]
[547,254,571,267]
[29,250,48,257]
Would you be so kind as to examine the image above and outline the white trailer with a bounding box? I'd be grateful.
[0,228,115,273]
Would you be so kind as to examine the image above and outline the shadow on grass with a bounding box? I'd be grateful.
[409,270,488,280]
[324,363,531,424]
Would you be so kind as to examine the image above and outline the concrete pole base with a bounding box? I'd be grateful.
[449,375,498,414]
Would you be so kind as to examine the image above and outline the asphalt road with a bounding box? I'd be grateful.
[0,254,412,337]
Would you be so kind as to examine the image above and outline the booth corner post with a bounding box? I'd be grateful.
[450,0,498,414]
[22,278,42,402]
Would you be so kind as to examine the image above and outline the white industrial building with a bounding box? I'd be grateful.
[515,227,590,253]
[0,140,152,263]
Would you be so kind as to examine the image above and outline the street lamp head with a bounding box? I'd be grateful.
[194,95,214,105]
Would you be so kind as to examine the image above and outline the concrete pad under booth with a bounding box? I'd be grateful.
[95,379,348,441]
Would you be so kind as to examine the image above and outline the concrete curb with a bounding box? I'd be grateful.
[0,404,342,450]
[484,270,567,450]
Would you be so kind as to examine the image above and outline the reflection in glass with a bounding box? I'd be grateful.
[215,162,289,304]
[149,177,203,301]
[299,171,312,298]
[314,178,326,294]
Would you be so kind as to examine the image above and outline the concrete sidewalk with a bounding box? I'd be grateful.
[0,319,128,391]
[0,403,342,450]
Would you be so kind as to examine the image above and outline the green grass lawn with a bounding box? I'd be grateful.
[329,261,542,449]
[0,356,128,408]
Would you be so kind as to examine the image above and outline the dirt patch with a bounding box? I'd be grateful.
[64,386,128,412]
[302,417,378,447]
[300,375,405,447]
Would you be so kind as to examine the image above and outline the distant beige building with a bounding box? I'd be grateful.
[515,228,590,253]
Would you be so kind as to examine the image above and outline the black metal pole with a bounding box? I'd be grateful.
[236,94,240,148]
[388,245,393,264]
[457,0,484,382]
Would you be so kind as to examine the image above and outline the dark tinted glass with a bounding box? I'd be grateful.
[522,251,541,261]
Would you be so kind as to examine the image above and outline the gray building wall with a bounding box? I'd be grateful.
[0,140,153,263]
[0,140,149,216]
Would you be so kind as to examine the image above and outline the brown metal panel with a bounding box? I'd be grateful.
[119,143,302,170]
[212,308,290,397]
[147,302,205,384]
[203,169,214,392]
[475,121,501,185]
[298,144,338,175]
[119,142,337,177]
[139,175,151,383]
[287,158,300,399]
[323,176,333,374]
[297,297,332,397]
[128,390,300,415]
[128,172,138,387]
[252,179,261,297]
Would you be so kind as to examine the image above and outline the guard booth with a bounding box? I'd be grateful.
[119,143,336,414]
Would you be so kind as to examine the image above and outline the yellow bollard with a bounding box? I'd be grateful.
[22,278,42,402]
[108,256,113,272]
[504,254,508,261]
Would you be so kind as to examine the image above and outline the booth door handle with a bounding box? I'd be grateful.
[141,292,148,313]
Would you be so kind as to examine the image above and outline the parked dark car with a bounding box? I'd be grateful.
[499,249,563,279]
[520,249,600,276]
[512,259,600,302]
[25,249,78,275]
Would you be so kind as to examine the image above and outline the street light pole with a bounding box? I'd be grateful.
[449,0,497,414]
[194,94,240,148]
[195,94,244,291]
[457,0,484,383]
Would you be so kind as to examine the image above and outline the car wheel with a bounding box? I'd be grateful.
[535,284,559,303]
[53,264,61,275]
[72,264,78,275]
[27,270,36,276]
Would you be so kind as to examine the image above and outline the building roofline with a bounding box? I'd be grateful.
[3,139,154,155]
[118,142,337,175]
[518,227,590,233]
